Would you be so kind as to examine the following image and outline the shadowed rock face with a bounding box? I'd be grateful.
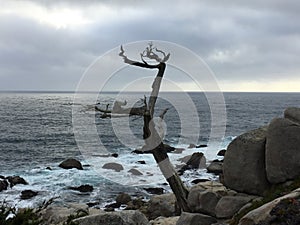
[266,108,300,184]
[223,126,270,195]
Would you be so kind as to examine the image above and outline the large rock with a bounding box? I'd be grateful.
[116,193,132,205]
[207,160,223,175]
[147,193,176,220]
[215,195,252,219]
[284,107,300,124]
[266,117,300,184]
[59,158,83,170]
[73,210,148,225]
[239,188,300,225]
[176,212,217,225]
[223,127,270,195]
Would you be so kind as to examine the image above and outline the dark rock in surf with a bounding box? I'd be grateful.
[128,168,143,176]
[7,176,28,188]
[69,184,94,193]
[0,179,8,192]
[191,179,210,184]
[196,144,208,148]
[102,162,124,172]
[111,153,119,158]
[217,149,226,156]
[116,193,132,205]
[137,160,146,164]
[132,144,175,154]
[20,190,38,200]
[144,187,164,195]
[59,158,83,170]
[178,152,206,175]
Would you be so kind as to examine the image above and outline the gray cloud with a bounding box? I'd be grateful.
[0,0,299,91]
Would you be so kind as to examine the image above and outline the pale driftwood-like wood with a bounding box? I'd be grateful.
[119,44,191,212]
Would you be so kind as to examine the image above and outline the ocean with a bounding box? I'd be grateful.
[0,92,299,208]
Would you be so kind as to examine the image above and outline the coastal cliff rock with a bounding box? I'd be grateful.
[266,113,300,184]
[59,158,83,170]
[223,126,270,195]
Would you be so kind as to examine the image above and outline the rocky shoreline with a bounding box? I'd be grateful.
[1,107,300,225]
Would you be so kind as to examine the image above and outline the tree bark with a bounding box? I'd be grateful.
[120,45,191,212]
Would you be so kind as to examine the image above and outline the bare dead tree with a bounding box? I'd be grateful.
[119,43,190,212]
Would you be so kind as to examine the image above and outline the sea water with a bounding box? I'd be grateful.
[0,92,299,208]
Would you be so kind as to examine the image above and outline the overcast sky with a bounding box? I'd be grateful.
[0,0,299,92]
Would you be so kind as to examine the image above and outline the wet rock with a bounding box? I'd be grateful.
[196,144,208,148]
[116,193,132,205]
[46,166,52,170]
[176,212,217,225]
[20,190,38,200]
[7,175,28,187]
[217,149,226,156]
[178,152,206,175]
[188,144,196,148]
[137,160,146,164]
[144,187,164,195]
[133,144,175,154]
[128,168,143,176]
[111,153,119,158]
[102,162,124,172]
[69,184,94,193]
[0,179,8,192]
[191,179,210,184]
[59,158,83,170]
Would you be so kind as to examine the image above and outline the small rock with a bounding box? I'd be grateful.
[188,144,196,148]
[102,162,124,172]
[144,187,164,195]
[137,160,146,164]
[207,161,223,174]
[178,152,206,175]
[111,153,118,158]
[87,201,99,207]
[217,149,226,156]
[196,144,208,148]
[7,176,28,188]
[147,193,176,220]
[46,167,52,170]
[59,158,83,170]
[104,207,115,212]
[191,179,210,184]
[128,168,143,176]
[116,193,131,205]
[148,216,179,225]
[20,190,38,200]
[69,184,94,193]
[173,148,184,154]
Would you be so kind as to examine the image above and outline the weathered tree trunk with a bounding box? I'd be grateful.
[143,63,190,212]
[120,44,190,212]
